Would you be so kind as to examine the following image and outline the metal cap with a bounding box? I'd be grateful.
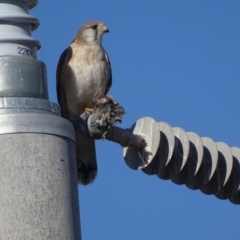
[0,112,75,142]
[0,56,48,99]
[0,97,60,115]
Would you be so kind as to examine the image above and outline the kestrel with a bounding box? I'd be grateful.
[56,21,112,185]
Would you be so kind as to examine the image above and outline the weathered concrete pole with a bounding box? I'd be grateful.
[0,1,81,239]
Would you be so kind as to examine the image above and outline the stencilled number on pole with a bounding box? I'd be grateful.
[17,47,33,56]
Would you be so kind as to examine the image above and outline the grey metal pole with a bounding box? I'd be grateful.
[0,1,81,239]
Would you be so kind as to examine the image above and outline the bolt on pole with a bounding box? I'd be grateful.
[0,1,81,239]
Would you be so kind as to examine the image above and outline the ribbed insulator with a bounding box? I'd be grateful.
[123,118,240,205]
[0,0,40,58]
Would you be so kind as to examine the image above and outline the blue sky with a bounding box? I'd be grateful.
[32,1,240,239]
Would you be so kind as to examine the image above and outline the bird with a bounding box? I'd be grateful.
[56,21,112,185]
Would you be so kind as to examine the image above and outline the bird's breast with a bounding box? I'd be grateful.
[66,47,109,116]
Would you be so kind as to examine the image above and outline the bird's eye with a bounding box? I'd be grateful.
[91,25,98,30]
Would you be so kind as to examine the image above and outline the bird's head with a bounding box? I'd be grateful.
[76,21,109,45]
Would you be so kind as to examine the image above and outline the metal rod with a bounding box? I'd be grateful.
[72,112,146,149]
[105,126,146,148]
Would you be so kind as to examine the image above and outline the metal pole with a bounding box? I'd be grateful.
[0,1,81,239]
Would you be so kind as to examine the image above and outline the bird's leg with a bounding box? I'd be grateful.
[101,130,107,139]
[101,125,111,139]
[101,130,108,139]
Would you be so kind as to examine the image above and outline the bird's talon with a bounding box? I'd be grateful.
[85,108,93,113]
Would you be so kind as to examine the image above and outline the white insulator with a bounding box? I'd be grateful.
[123,117,160,170]
[0,0,40,58]
[129,118,240,204]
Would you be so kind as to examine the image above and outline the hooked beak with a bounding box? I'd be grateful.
[100,25,109,34]
[103,28,110,33]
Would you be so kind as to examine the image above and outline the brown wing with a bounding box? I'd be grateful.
[104,51,112,95]
[56,46,72,119]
